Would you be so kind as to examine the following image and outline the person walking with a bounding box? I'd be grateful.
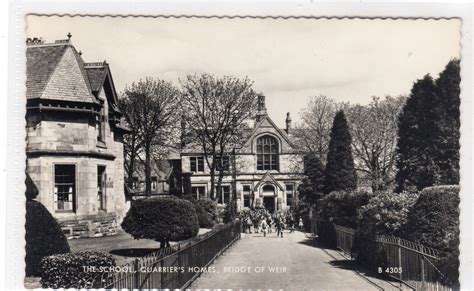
[245,216,253,234]
[276,219,284,238]
[260,219,269,237]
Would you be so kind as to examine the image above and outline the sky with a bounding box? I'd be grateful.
[26,16,461,128]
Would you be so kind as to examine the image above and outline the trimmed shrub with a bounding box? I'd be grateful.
[121,196,199,247]
[40,251,115,288]
[353,191,418,267]
[194,198,217,228]
[25,200,70,277]
[401,185,460,286]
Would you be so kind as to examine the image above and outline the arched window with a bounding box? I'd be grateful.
[256,135,279,171]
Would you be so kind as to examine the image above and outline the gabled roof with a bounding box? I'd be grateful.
[26,41,98,104]
[253,171,284,191]
[242,114,294,149]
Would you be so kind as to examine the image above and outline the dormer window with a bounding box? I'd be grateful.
[256,135,279,171]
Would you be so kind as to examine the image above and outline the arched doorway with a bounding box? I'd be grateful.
[262,185,276,213]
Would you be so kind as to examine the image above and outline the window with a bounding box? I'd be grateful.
[132,177,138,189]
[286,184,294,207]
[191,186,206,200]
[54,165,76,212]
[151,176,158,191]
[190,156,204,172]
[217,186,230,204]
[97,105,106,143]
[97,166,106,211]
[256,136,279,171]
[243,185,251,208]
[216,156,230,172]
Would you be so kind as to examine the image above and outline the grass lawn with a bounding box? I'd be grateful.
[69,228,211,266]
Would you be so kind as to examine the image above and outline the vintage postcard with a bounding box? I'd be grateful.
[5,2,473,290]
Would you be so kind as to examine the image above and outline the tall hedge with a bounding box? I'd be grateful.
[316,190,370,247]
[194,198,217,228]
[353,191,418,267]
[401,185,460,286]
[25,200,70,276]
[121,196,199,248]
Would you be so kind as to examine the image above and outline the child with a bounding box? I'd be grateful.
[260,219,269,237]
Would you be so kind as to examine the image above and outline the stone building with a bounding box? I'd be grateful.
[181,95,304,213]
[25,36,130,238]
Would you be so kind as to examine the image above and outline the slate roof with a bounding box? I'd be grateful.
[85,65,107,93]
[26,41,99,104]
[26,44,68,99]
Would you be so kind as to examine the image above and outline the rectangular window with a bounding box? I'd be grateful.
[243,185,251,208]
[191,186,206,200]
[216,156,230,172]
[151,176,158,191]
[132,177,138,189]
[54,165,76,212]
[190,156,204,172]
[286,184,294,207]
[97,106,106,143]
[97,166,106,211]
[217,186,231,204]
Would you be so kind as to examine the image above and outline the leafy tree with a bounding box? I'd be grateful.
[324,111,357,193]
[346,96,406,191]
[293,95,348,163]
[298,154,325,206]
[120,78,181,196]
[121,196,199,248]
[180,74,258,201]
[396,60,460,191]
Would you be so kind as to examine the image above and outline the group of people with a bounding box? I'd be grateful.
[240,208,303,238]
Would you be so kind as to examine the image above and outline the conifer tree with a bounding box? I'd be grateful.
[298,154,325,206]
[324,111,357,193]
[395,60,460,191]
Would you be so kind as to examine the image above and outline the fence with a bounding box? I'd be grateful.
[332,224,454,291]
[334,224,356,257]
[95,220,241,289]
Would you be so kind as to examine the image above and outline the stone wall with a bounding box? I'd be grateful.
[58,212,118,239]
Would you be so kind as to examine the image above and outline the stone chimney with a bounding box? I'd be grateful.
[285,112,292,133]
[255,93,267,123]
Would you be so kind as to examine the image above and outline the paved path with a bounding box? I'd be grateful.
[191,230,384,290]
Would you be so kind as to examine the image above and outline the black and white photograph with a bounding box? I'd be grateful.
[14,11,467,290]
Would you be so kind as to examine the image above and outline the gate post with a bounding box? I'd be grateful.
[133,258,139,289]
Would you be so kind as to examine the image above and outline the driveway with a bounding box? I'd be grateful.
[191,230,388,290]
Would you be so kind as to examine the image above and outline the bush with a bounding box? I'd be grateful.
[316,190,371,247]
[401,185,460,286]
[25,200,70,277]
[194,198,217,228]
[40,251,115,288]
[121,196,199,247]
[317,190,371,228]
[353,191,418,267]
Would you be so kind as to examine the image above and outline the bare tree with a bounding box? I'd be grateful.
[180,74,258,201]
[120,78,181,196]
[294,95,348,163]
[345,96,407,191]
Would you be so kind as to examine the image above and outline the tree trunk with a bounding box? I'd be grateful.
[210,167,216,200]
[145,144,151,196]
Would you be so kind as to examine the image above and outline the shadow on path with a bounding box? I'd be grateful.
[297,235,402,288]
